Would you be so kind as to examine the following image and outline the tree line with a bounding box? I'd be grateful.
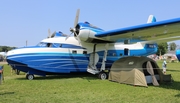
[0,46,16,52]
[156,42,177,56]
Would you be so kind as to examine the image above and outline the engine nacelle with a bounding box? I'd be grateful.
[76,29,96,42]
[73,22,105,43]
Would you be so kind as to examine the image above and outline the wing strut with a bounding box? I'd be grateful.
[100,43,109,71]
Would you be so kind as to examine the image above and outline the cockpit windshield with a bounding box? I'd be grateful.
[37,42,47,47]
[37,42,61,48]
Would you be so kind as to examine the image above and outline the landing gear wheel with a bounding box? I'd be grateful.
[26,74,34,80]
[98,72,107,80]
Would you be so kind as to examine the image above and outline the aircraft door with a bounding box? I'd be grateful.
[124,48,129,56]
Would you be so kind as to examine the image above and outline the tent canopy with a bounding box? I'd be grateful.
[110,56,159,71]
[109,56,163,87]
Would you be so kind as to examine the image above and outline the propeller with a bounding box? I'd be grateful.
[47,29,56,38]
[66,9,80,40]
[48,29,68,38]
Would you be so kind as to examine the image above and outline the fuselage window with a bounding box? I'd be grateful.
[83,51,87,54]
[147,44,156,48]
[124,40,130,44]
[72,50,77,54]
[120,53,123,56]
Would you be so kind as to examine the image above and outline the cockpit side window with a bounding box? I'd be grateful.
[37,42,47,47]
[47,43,52,47]
[37,42,64,48]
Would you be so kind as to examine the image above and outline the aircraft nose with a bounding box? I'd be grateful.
[6,50,14,57]
[6,51,10,56]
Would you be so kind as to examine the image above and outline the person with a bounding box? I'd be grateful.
[162,59,167,74]
[0,66,3,84]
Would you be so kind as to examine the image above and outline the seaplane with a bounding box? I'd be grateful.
[6,9,180,80]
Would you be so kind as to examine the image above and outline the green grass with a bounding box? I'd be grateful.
[0,61,180,103]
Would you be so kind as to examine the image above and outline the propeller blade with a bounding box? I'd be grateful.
[65,32,73,40]
[51,31,56,38]
[74,31,78,37]
[74,9,80,27]
[67,9,81,43]
[48,29,51,38]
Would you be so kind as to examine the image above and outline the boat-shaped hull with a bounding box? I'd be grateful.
[6,48,90,76]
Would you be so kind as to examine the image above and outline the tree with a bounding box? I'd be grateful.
[169,42,177,51]
[0,46,16,52]
[156,42,168,56]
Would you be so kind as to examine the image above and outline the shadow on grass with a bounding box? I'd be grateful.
[175,93,180,97]
[15,72,98,81]
[0,92,15,95]
[156,80,180,97]
[167,69,180,72]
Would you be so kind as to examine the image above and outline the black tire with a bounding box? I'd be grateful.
[26,74,34,80]
[98,72,107,80]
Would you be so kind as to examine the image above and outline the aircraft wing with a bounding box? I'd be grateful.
[95,17,180,43]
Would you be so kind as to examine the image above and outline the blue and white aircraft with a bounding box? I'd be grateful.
[6,9,180,80]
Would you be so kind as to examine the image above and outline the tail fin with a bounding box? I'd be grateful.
[147,15,156,23]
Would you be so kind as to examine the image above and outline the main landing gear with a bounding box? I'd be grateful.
[98,71,108,80]
[87,68,109,80]
[87,43,109,80]
[26,74,34,80]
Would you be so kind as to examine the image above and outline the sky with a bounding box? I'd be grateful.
[1,0,180,47]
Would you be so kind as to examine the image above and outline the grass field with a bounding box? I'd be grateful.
[0,61,180,103]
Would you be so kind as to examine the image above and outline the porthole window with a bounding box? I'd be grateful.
[83,51,87,54]
[72,50,77,54]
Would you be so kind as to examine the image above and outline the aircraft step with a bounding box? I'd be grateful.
[87,68,100,75]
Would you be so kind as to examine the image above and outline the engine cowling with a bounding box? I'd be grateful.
[77,29,96,42]
[73,23,102,42]
[72,22,106,43]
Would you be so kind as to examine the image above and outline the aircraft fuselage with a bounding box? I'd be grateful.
[6,37,157,77]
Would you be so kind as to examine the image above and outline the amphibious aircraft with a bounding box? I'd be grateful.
[6,9,180,80]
